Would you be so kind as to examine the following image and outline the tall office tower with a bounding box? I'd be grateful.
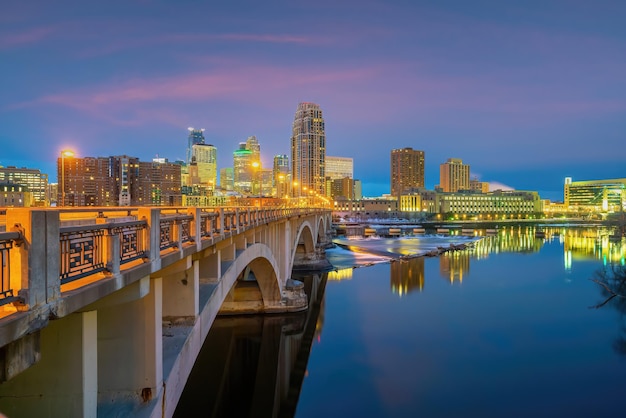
[192,143,218,189]
[439,158,470,193]
[390,147,425,197]
[273,154,290,197]
[325,156,353,180]
[220,167,234,191]
[186,127,205,164]
[0,165,49,206]
[246,135,261,163]
[291,102,326,196]
[233,143,253,193]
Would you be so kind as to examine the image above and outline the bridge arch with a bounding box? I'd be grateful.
[218,243,283,313]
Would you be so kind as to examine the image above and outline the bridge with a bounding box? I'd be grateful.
[0,206,332,417]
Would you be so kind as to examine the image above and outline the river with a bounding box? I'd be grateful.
[175,225,626,417]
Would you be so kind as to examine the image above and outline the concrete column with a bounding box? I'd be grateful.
[97,277,162,405]
[6,208,60,308]
[161,258,199,317]
[198,251,220,281]
[0,311,98,418]
[219,208,225,234]
[283,221,291,285]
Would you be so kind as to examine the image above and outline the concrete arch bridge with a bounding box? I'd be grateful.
[0,206,332,417]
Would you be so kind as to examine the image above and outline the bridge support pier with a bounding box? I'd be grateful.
[96,277,162,410]
[0,311,98,417]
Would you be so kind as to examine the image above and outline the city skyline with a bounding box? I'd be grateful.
[1,0,625,200]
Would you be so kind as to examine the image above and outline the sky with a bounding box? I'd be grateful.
[1,0,625,201]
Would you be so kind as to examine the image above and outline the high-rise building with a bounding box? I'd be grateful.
[291,102,326,196]
[220,167,234,191]
[192,143,217,189]
[325,156,353,180]
[273,154,290,197]
[246,136,261,162]
[0,166,49,206]
[59,155,180,206]
[186,127,205,164]
[233,143,253,194]
[390,147,425,197]
[439,158,470,193]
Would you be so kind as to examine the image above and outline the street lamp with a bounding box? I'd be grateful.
[60,150,74,207]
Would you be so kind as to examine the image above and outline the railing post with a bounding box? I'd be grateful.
[6,208,60,309]
[138,208,161,268]
[219,208,225,235]
[104,229,121,276]
[189,207,202,251]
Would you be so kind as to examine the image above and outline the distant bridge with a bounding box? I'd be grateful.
[0,205,332,417]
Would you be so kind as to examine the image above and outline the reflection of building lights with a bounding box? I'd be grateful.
[327,268,353,281]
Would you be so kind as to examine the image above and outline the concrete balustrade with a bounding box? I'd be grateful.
[0,205,332,417]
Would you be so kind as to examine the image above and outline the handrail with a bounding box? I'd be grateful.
[0,230,24,306]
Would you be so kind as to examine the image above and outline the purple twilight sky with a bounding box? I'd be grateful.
[1,0,625,200]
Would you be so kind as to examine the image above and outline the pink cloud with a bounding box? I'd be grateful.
[0,26,56,49]
[19,64,379,126]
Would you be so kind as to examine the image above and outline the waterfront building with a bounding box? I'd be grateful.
[437,190,543,219]
[186,127,205,165]
[399,189,437,214]
[439,158,470,193]
[325,156,353,180]
[291,102,326,196]
[191,143,217,189]
[0,166,48,206]
[0,182,31,207]
[390,147,425,197]
[564,177,626,212]
[333,197,399,219]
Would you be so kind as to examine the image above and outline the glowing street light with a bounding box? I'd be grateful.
[60,150,75,207]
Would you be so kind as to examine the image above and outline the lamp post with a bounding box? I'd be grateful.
[60,150,74,207]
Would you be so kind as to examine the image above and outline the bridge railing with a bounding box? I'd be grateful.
[0,230,23,306]
[2,206,328,317]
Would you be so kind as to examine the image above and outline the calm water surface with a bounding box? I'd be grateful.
[178,226,626,418]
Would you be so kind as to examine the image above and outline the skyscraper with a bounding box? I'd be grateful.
[186,127,205,164]
[273,154,290,197]
[390,147,425,197]
[439,158,470,193]
[291,102,326,196]
[192,143,217,189]
[325,156,353,180]
[233,143,253,193]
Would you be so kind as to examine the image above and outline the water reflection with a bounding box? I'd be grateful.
[591,264,626,357]
[174,273,327,418]
[384,226,625,295]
